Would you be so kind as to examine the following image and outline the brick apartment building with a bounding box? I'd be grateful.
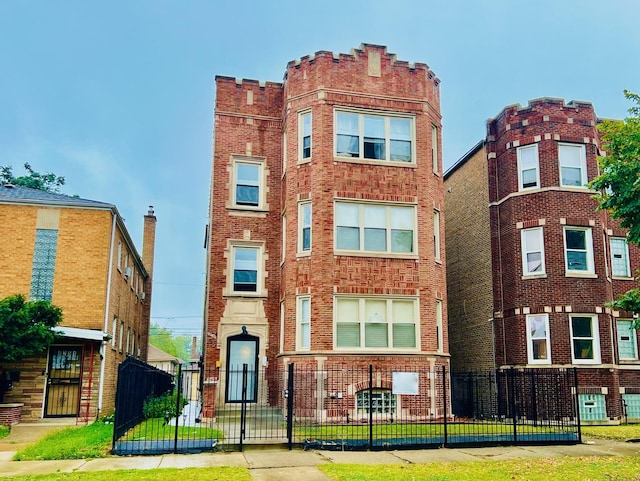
[0,185,156,421]
[205,44,448,420]
[445,98,640,422]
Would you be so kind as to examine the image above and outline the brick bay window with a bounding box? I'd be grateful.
[335,201,416,255]
[563,226,594,275]
[521,227,545,276]
[299,110,311,160]
[558,143,587,188]
[517,144,540,190]
[335,297,418,350]
[570,314,601,364]
[335,110,414,163]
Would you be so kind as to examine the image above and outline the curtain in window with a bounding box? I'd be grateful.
[336,113,359,157]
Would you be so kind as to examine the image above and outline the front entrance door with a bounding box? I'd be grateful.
[226,332,259,403]
[45,346,82,417]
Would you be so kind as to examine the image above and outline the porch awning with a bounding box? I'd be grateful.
[52,326,109,342]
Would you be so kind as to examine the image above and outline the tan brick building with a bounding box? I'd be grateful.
[445,98,640,423]
[205,44,449,420]
[0,184,156,421]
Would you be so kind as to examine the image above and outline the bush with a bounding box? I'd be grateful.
[143,390,189,419]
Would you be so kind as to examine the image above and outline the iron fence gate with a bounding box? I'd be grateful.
[112,361,581,454]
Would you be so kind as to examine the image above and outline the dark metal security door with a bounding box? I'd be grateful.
[45,346,82,417]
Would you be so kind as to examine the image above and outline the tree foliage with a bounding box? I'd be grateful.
[590,90,640,325]
[0,162,66,193]
[149,323,193,361]
[0,294,63,364]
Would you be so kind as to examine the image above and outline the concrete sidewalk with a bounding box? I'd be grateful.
[1,421,640,480]
[1,438,640,479]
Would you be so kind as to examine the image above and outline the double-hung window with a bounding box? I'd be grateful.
[517,144,540,190]
[563,227,594,274]
[617,319,638,360]
[559,143,587,187]
[232,246,259,293]
[297,296,310,350]
[335,297,417,349]
[299,202,311,252]
[233,158,264,209]
[433,210,441,261]
[435,299,443,352]
[335,111,414,163]
[335,201,415,254]
[610,237,631,277]
[299,111,311,160]
[521,227,545,275]
[526,314,550,364]
[570,315,600,364]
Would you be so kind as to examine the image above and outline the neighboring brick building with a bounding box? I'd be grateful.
[0,185,156,421]
[445,98,640,423]
[205,44,448,420]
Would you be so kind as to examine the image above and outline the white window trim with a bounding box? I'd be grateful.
[521,227,546,276]
[297,296,310,351]
[617,319,638,361]
[117,241,122,272]
[526,314,551,365]
[563,226,595,275]
[610,237,632,278]
[334,108,416,165]
[434,209,441,262]
[225,241,267,297]
[517,143,540,191]
[111,317,118,349]
[298,201,312,255]
[333,296,420,351]
[229,156,268,211]
[558,143,588,188]
[569,314,601,364]
[334,200,417,257]
[282,128,287,175]
[299,110,311,162]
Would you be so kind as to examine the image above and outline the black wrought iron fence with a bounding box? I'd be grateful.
[112,361,581,454]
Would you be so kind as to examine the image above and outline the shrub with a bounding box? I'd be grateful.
[143,390,189,419]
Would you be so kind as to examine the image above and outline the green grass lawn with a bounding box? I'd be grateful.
[320,456,640,481]
[581,424,640,442]
[125,418,223,441]
[0,425,9,439]
[13,421,113,460]
[9,467,252,481]
[296,421,566,439]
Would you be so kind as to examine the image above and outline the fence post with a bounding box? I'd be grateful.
[573,367,581,443]
[287,363,294,450]
[442,365,448,447]
[173,363,182,454]
[369,364,373,450]
[240,363,248,452]
[509,368,517,443]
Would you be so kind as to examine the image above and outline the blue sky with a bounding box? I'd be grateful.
[1,0,638,338]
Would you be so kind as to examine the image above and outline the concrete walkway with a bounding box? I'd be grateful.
[1,422,640,480]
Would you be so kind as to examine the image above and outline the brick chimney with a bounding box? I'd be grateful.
[139,206,157,361]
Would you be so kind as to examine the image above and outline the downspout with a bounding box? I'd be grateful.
[98,211,117,416]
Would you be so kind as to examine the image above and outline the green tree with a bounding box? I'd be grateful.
[0,294,63,402]
[590,90,640,324]
[0,162,65,193]
[149,323,192,361]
